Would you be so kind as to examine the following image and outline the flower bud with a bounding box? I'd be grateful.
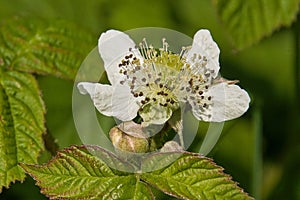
[109,126,149,153]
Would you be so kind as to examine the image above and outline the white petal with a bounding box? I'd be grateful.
[98,30,142,85]
[77,82,114,116]
[77,82,140,121]
[192,82,250,122]
[186,29,220,78]
[110,83,140,121]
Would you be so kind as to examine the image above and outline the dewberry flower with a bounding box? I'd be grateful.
[78,29,250,126]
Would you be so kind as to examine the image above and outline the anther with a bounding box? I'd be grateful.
[154,78,161,83]
[135,66,141,70]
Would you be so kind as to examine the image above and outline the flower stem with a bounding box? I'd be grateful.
[199,122,224,156]
[252,103,263,200]
[178,122,185,148]
[43,129,59,156]
[294,12,300,111]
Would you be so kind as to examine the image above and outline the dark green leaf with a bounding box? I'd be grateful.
[0,70,45,192]
[213,0,300,49]
[21,145,154,200]
[142,152,254,200]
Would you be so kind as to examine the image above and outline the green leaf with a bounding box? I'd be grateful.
[0,17,95,191]
[0,70,45,192]
[0,17,94,79]
[21,145,154,200]
[213,0,300,49]
[141,152,254,200]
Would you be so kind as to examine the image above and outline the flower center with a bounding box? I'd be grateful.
[117,38,214,118]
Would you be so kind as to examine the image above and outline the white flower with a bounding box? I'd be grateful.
[78,29,250,126]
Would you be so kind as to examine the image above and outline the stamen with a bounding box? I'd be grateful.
[162,38,169,52]
[118,36,214,118]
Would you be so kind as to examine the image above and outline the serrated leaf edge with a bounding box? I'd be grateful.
[141,151,254,200]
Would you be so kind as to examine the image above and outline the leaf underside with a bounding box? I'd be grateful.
[21,145,253,200]
[213,0,300,49]
[0,17,94,192]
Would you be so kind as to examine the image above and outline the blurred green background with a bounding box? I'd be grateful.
[0,0,299,199]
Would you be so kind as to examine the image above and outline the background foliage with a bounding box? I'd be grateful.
[0,0,299,199]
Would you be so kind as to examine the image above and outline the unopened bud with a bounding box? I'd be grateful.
[109,126,149,153]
